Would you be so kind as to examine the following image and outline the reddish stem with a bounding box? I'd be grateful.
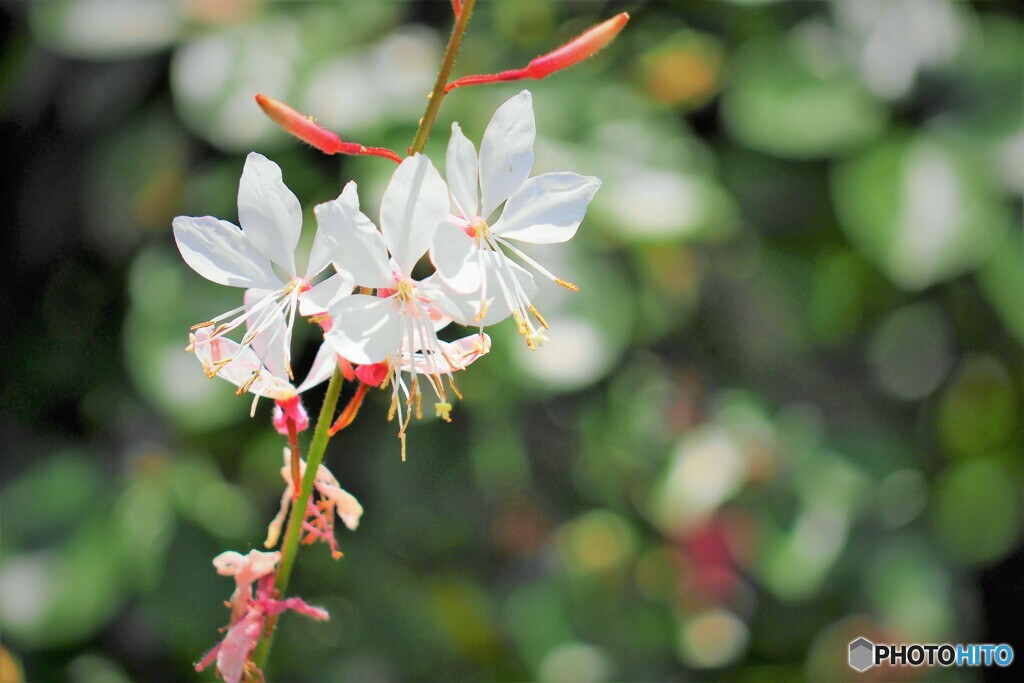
[286,418,301,498]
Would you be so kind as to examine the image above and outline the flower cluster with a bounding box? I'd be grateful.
[176,91,600,458]
[195,550,328,683]
[177,8,626,678]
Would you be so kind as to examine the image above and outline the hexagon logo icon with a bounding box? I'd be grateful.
[849,637,875,672]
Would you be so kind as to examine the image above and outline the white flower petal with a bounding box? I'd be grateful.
[237,152,303,275]
[402,333,491,374]
[314,182,394,289]
[476,254,537,326]
[446,122,480,219]
[305,211,336,281]
[319,483,363,531]
[479,90,535,218]
[298,274,351,317]
[430,221,480,293]
[380,154,449,276]
[325,294,402,364]
[491,172,601,244]
[173,215,279,289]
[296,342,337,393]
[420,257,534,327]
[192,328,294,399]
[244,289,288,380]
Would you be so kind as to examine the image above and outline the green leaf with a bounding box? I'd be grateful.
[832,133,1010,289]
[722,33,887,158]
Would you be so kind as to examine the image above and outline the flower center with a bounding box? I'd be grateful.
[284,277,312,295]
[396,279,416,302]
[470,217,489,241]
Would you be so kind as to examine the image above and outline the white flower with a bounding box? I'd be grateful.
[188,298,336,428]
[431,90,601,349]
[316,155,489,457]
[173,152,344,381]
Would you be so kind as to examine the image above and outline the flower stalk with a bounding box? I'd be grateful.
[251,1,479,670]
[409,0,477,155]
[251,366,344,669]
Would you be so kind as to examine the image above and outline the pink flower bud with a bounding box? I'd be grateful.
[445,13,629,92]
[527,12,630,79]
[255,94,402,163]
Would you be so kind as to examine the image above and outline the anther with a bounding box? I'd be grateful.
[190,321,215,330]
[528,304,549,329]
[555,278,580,292]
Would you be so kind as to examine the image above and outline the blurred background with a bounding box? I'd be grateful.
[1,0,1021,681]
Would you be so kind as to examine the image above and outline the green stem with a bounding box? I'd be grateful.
[251,366,344,670]
[409,0,477,155]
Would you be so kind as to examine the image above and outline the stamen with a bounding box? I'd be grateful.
[529,304,549,329]
[387,391,399,422]
[448,376,464,400]
[474,299,489,323]
[239,370,261,395]
[555,277,580,292]
[190,321,215,330]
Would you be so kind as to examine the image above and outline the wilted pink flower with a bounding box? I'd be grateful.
[196,549,328,683]
[264,449,363,558]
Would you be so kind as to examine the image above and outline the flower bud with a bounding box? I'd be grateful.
[255,94,401,163]
[527,12,630,79]
[445,13,629,92]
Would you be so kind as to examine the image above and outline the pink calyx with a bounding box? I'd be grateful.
[273,394,309,434]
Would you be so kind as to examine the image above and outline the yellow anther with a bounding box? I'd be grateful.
[474,299,490,323]
[191,320,215,330]
[555,277,580,292]
[529,304,549,329]
[387,392,399,421]
[512,311,529,335]
[238,370,260,395]
[397,279,416,302]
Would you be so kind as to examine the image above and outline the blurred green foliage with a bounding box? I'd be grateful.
[1,1,1021,681]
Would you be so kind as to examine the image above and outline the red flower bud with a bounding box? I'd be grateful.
[527,12,630,79]
[445,12,629,93]
[255,94,401,163]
